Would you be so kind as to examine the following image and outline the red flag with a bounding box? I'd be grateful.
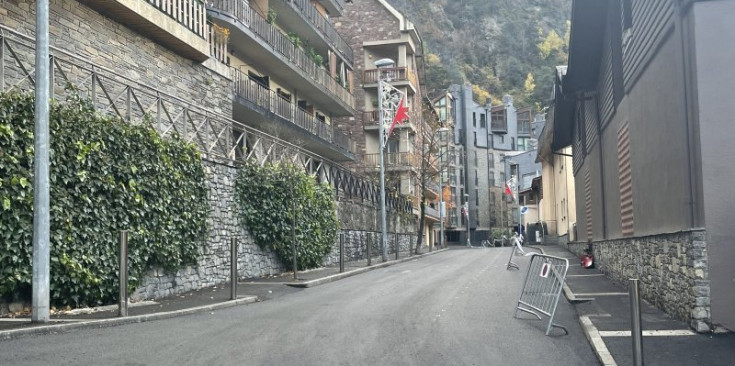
[504,184,512,197]
[387,97,409,138]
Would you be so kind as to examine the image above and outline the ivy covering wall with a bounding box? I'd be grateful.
[0,92,208,307]
[235,163,338,270]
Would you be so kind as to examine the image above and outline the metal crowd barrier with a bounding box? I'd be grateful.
[506,242,541,270]
[513,254,570,336]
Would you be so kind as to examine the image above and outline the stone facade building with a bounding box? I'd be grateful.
[335,0,437,249]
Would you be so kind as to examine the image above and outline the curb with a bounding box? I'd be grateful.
[0,296,258,341]
[287,248,450,288]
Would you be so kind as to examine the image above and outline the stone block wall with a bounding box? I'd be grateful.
[568,229,711,332]
[0,0,232,116]
[133,159,417,300]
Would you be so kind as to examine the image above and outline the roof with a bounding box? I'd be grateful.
[563,0,608,94]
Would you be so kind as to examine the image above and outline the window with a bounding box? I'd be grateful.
[511,137,516,150]
[480,113,486,128]
[473,112,477,127]
[475,189,479,205]
[475,170,478,185]
[474,151,478,166]
[474,132,477,146]
[517,137,529,151]
[500,135,505,144]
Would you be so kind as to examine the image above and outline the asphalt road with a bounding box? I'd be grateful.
[0,247,597,365]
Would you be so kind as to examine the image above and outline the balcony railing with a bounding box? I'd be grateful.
[362,109,417,128]
[362,67,418,86]
[207,22,228,64]
[234,71,351,152]
[290,0,354,65]
[363,152,421,168]
[209,0,354,109]
[146,0,207,38]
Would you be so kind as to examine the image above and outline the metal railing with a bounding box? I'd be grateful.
[290,0,353,64]
[363,152,421,168]
[208,0,354,109]
[363,67,417,85]
[207,22,228,64]
[234,70,350,151]
[146,0,207,38]
[0,25,411,214]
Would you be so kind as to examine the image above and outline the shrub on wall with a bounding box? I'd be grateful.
[235,162,338,270]
[0,92,208,307]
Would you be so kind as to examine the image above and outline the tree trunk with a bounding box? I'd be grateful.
[416,199,425,254]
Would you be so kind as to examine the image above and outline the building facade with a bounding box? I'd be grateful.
[555,0,735,332]
[335,0,436,249]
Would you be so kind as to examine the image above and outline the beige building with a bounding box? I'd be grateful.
[536,67,577,244]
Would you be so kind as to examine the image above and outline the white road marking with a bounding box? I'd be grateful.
[574,292,628,297]
[599,330,696,337]
[567,274,606,277]
[401,270,411,274]
[579,316,618,366]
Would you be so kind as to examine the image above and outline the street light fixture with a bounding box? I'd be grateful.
[376,58,395,262]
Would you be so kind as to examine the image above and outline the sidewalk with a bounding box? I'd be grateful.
[541,244,735,366]
[0,248,447,340]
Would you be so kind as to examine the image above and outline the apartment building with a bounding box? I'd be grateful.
[208,0,356,161]
[336,0,433,245]
[443,84,492,244]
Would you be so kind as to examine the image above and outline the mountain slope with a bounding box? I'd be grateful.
[387,0,571,109]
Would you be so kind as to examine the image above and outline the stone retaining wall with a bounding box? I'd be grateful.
[567,229,711,332]
[133,159,417,301]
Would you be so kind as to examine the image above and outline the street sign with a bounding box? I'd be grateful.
[520,206,528,215]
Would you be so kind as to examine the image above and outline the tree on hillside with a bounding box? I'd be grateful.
[415,98,444,254]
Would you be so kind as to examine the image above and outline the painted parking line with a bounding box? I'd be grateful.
[574,292,628,297]
[598,329,696,337]
[567,274,606,277]
[579,315,618,366]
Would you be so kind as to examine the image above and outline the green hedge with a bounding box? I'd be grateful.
[235,162,338,270]
[0,92,208,307]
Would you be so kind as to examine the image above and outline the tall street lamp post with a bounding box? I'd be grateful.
[375,58,395,262]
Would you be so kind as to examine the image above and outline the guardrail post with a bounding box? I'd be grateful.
[395,232,399,260]
[339,232,345,273]
[230,237,237,300]
[118,230,128,317]
[367,232,371,266]
[630,278,644,366]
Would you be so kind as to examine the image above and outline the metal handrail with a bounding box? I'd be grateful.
[234,70,350,151]
[208,0,354,109]
[362,67,417,85]
[290,0,353,64]
[146,0,207,38]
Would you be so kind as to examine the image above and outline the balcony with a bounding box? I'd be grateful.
[233,71,354,161]
[315,0,346,16]
[208,0,355,115]
[363,152,421,171]
[79,0,210,61]
[361,110,417,132]
[491,108,508,134]
[270,0,353,65]
[517,109,532,136]
[362,67,419,94]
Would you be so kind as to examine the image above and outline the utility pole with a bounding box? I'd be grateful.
[32,0,51,323]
